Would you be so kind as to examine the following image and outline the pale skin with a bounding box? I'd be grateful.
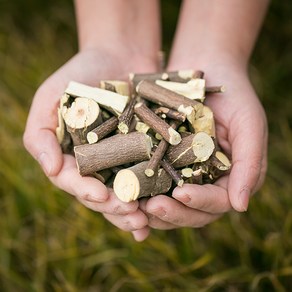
[23,0,269,241]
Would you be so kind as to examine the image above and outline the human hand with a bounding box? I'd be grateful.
[139,60,268,230]
[23,49,157,240]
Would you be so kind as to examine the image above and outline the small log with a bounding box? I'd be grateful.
[65,81,129,115]
[160,157,184,187]
[87,116,118,144]
[129,69,195,88]
[136,80,204,123]
[134,102,181,145]
[205,85,225,94]
[166,132,215,168]
[74,132,152,175]
[155,78,206,102]
[118,98,136,134]
[154,107,186,122]
[100,80,130,96]
[190,105,216,137]
[62,97,103,146]
[113,161,172,202]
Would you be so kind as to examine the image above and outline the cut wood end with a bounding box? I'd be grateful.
[87,132,98,144]
[178,69,194,79]
[168,127,182,145]
[145,168,155,177]
[181,168,193,178]
[135,122,150,134]
[192,132,215,162]
[62,97,100,129]
[113,169,140,202]
[118,122,129,134]
[215,151,231,170]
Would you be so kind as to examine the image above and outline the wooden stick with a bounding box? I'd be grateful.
[74,132,152,175]
[62,97,103,146]
[154,107,186,122]
[145,141,168,177]
[205,85,225,94]
[136,80,203,118]
[118,98,136,134]
[166,132,215,168]
[129,69,196,88]
[145,121,179,177]
[134,102,181,145]
[87,116,118,144]
[161,157,184,187]
[113,161,172,202]
[65,81,129,115]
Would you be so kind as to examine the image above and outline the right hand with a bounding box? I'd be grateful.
[23,49,156,241]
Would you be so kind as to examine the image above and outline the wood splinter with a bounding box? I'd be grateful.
[134,102,181,145]
[113,161,172,202]
[87,116,118,144]
[65,81,129,115]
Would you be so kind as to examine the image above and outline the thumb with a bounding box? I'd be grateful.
[23,126,63,177]
[228,119,266,212]
[23,86,63,177]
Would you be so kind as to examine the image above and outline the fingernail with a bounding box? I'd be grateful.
[84,193,108,203]
[38,152,52,176]
[239,188,250,212]
[173,193,191,204]
[150,208,166,217]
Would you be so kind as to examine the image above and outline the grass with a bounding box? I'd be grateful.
[0,0,292,291]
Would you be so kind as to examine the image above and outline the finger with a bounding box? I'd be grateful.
[79,189,139,215]
[50,154,109,202]
[103,209,148,232]
[139,198,177,230]
[145,195,221,228]
[172,178,231,214]
[132,227,151,242]
[228,114,267,212]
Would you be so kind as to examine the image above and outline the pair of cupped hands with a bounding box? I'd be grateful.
[23,49,268,241]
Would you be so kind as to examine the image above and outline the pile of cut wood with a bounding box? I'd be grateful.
[56,70,231,202]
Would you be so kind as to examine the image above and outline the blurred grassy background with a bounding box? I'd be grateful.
[0,0,292,291]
